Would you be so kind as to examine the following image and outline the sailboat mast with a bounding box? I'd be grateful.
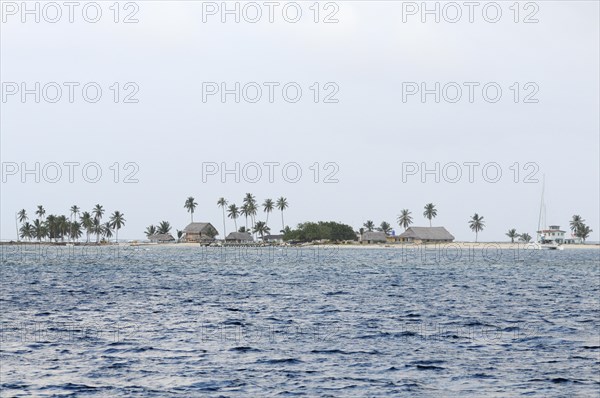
[537,176,545,240]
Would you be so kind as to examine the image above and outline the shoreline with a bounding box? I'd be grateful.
[3,241,598,250]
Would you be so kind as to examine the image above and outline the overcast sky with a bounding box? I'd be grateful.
[1,1,598,242]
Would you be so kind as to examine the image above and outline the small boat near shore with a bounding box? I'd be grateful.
[531,177,564,251]
[527,241,564,250]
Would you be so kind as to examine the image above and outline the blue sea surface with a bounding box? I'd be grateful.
[1,245,599,397]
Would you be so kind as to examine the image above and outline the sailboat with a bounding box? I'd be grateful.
[530,177,564,250]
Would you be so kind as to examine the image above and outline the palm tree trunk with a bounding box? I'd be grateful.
[222,209,226,241]
[429,219,432,227]
[281,211,285,231]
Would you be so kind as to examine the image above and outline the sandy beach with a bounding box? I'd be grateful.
[127,241,599,251]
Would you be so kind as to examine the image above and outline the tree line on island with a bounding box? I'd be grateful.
[148,198,594,244]
[15,205,125,243]
[143,199,594,244]
[362,204,592,244]
[143,194,290,241]
[14,200,593,244]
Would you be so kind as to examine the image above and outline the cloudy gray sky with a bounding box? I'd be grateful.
[1,1,598,241]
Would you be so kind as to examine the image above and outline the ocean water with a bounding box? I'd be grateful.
[1,245,599,397]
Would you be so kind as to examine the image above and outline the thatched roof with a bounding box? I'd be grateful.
[150,233,175,242]
[183,222,217,234]
[361,231,387,242]
[226,232,254,241]
[398,227,454,241]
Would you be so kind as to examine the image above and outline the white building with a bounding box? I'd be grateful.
[537,225,581,244]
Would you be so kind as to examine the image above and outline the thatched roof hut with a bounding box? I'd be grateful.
[149,233,175,243]
[360,231,388,244]
[225,232,254,243]
[398,227,454,243]
[183,222,218,242]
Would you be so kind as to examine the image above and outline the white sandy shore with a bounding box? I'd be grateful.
[314,242,598,250]
[130,242,599,250]
[3,242,597,250]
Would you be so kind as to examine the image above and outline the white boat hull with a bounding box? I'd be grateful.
[524,242,564,250]
[542,243,564,250]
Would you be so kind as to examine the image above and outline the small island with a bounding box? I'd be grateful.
[10,195,595,250]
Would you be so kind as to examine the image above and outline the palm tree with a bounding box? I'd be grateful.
[45,215,57,242]
[145,225,157,239]
[57,215,69,241]
[240,203,249,229]
[28,222,36,241]
[17,209,28,242]
[184,196,198,223]
[576,224,592,243]
[103,222,113,242]
[109,211,126,243]
[247,201,258,236]
[70,205,80,219]
[243,193,257,230]
[80,212,93,243]
[469,213,485,242]
[92,218,103,243]
[253,221,271,240]
[27,222,36,241]
[157,221,172,234]
[17,209,27,224]
[379,221,392,235]
[33,219,45,241]
[519,233,532,243]
[93,204,104,222]
[263,199,274,227]
[69,221,82,242]
[35,205,45,221]
[243,193,256,206]
[423,203,437,227]
[276,197,289,230]
[176,230,183,243]
[569,215,584,234]
[227,204,239,231]
[19,222,33,241]
[217,197,228,240]
[506,228,518,243]
[69,205,80,242]
[363,220,375,232]
[397,209,412,230]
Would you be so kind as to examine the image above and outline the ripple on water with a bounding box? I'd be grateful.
[1,247,599,396]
